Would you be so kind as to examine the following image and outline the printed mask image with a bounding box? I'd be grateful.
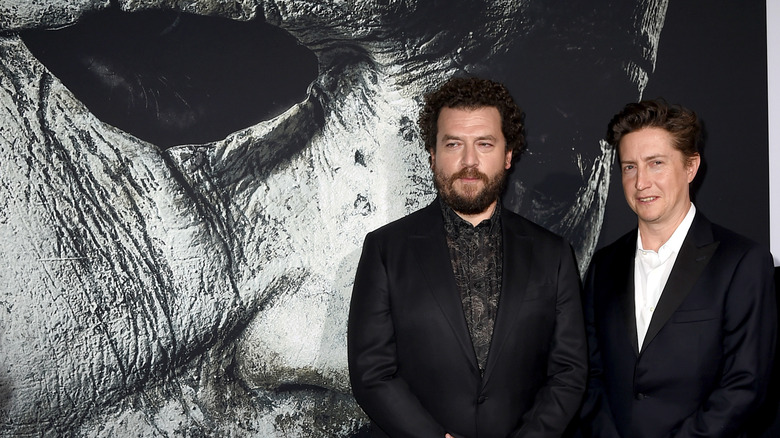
[0,0,666,435]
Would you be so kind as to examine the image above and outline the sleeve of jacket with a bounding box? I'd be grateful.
[672,244,777,438]
[578,254,621,438]
[348,231,446,438]
[511,239,589,438]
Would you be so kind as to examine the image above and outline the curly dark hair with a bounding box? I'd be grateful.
[606,99,701,161]
[418,77,525,163]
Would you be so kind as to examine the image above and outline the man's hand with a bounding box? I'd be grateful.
[445,434,454,438]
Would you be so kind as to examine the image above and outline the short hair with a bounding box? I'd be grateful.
[418,76,525,162]
[606,99,701,162]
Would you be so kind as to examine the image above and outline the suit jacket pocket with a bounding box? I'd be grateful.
[672,308,719,323]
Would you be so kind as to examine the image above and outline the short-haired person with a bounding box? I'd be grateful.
[348,76,587,437]
[580,99,777,437]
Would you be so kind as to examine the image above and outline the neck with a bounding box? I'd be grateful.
[455,200,497,227]
[638,228,669,252]
[638,207,690,252]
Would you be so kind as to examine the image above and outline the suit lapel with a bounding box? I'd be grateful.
[410,202,479,372]
[614,233,640,355]
[640,214,719,352]
[481,211,533,383]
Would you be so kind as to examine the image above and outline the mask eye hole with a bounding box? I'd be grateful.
[21,8,319,148]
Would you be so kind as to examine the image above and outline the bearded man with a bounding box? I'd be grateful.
[348,76,587,438]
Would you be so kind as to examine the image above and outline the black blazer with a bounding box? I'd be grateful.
[348,200,587,438]
[581,212,777,438]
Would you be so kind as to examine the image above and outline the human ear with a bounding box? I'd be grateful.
[686,153,701,182]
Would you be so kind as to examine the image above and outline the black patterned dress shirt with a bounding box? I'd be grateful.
[440,199,503,376]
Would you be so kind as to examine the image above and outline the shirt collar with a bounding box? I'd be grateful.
[440,197,502,234]
[636,203,696,262]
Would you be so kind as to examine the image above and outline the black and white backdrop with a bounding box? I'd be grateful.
[0,0,773,436]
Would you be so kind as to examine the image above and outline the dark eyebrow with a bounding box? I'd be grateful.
[644,154,668,161]
[440,134,497,142]
[621,154,668,165]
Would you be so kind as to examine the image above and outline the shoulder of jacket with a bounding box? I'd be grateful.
[367,202,438,239]
[501,207,563,243]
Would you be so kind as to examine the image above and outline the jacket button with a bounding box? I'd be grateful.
[635,393,647,400]
[477,396,488,404]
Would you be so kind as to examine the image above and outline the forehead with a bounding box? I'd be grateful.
[618,127,679,160]
[437,106,502,130]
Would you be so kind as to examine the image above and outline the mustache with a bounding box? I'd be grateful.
[449,168,488,183]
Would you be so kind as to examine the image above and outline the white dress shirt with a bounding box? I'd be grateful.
[634,203,696,350]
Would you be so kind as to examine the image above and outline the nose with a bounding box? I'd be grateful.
[462,144,479,167]
[635,167,650,190]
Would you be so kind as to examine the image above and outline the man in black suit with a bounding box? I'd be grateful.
[580,99,777,437]
[347,76,587,437]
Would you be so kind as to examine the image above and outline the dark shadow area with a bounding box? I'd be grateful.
[21,7,319,148]
[495,0,644,219]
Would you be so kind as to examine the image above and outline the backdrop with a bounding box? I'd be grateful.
[0,0,770,436]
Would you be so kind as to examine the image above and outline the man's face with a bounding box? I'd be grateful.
[431,106,512,216]
[619,127,699,231]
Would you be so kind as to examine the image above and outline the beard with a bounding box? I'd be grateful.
[434,166,508,215]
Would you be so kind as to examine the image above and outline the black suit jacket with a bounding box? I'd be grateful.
[581,212,777,438]
[348,200,587,438]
